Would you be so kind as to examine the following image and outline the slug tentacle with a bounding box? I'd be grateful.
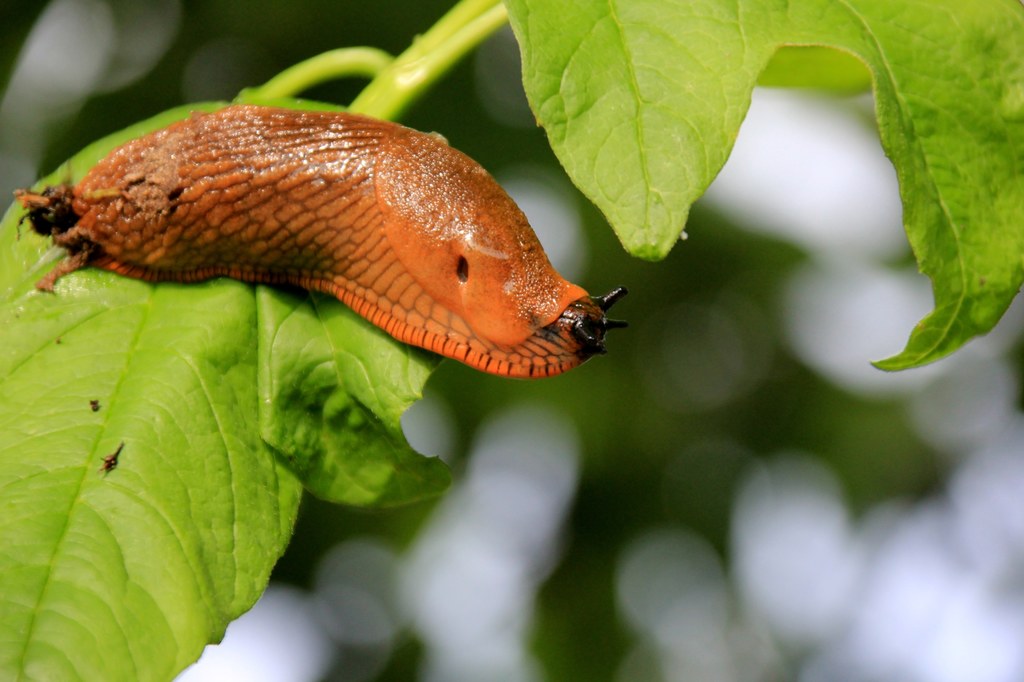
[595,286,628,312]
[15,104,626,378]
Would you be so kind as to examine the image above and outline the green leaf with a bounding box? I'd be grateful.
[0,272,302,680]
[0,99,446,680]
[507,0,1024,368]
[257,289,449,506]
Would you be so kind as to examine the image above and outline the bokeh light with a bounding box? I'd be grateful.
[704,88,906,262]
[313,539,405,681]
[783,260,937,395]
[401,406,579,682]
[637,294,773,412]
[0,0,180,195]
[177,584,333,682]
[732,456,863,650]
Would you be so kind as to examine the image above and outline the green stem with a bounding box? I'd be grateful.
[241,47,394,102]
[237,0,507,119]
[349,0,508,119]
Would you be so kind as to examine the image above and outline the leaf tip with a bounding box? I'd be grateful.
[872,337,956,373]
[621,226,684,262]
[630,243,669,262]
[870,354,911,372]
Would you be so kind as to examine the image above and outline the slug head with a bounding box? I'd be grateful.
[372,121,628,377]
[539,287,629,361]
[374,125,590,347]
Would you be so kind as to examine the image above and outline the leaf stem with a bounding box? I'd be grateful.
[349,0,508,119]
[244,47,394,101]
[237,0,507,119]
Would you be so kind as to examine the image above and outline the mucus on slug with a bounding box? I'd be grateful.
[15,104,627,378]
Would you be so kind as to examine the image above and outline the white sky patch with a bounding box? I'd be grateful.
[176,584,333,682]
[783,260,938,396]
[704,88,906,262]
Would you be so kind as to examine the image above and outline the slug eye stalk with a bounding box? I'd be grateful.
[595,286,628,312]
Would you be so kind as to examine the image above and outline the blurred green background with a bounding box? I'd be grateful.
[4,1,1023,681]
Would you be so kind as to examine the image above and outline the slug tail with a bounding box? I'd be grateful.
[15,186,79,237]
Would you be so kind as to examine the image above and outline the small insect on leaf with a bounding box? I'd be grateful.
[90,399,101,412]
[99,442,124,475]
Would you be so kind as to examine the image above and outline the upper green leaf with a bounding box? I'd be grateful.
[506,0,1024,369]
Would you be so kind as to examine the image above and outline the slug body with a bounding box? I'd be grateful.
[17,105,625,378]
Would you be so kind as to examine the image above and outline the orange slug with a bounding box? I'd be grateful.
[16,104,625,378]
